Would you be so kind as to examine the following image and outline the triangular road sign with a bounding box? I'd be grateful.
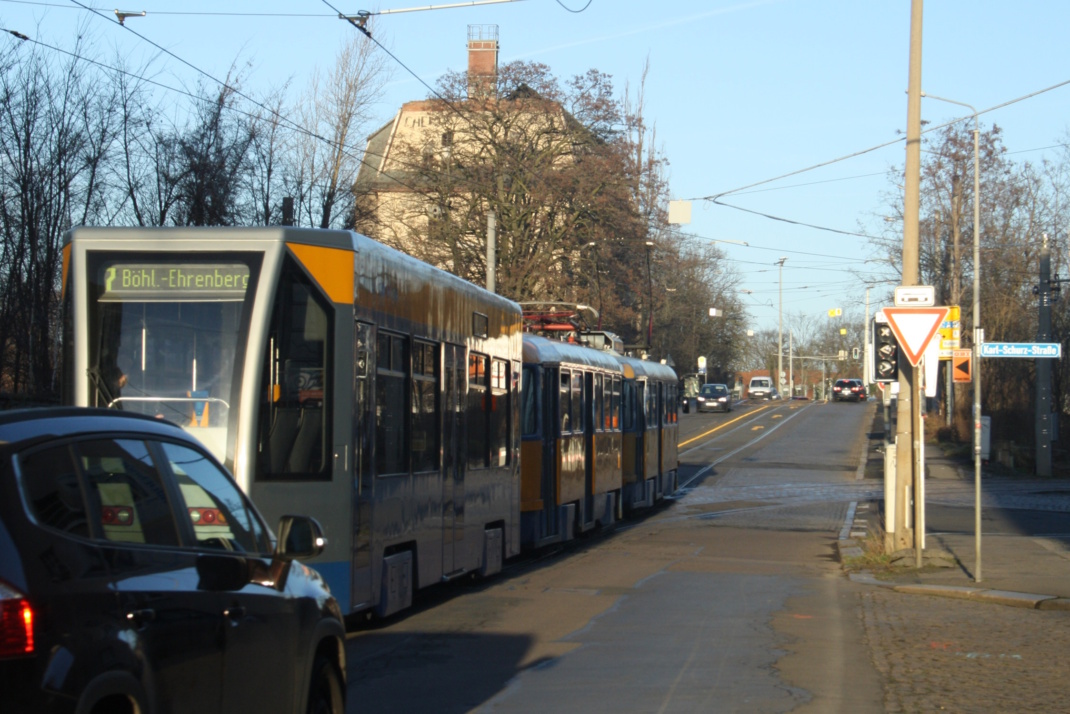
[883,307,950,367]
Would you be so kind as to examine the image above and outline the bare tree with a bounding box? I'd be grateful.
[245,83,292,226]
[172,73,255,227]
[0,35,119,395]
[288,31,390,229]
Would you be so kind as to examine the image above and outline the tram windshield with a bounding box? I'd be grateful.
[86,256,258,463]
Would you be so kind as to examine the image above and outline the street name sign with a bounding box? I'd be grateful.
[882,306,950,367]
[979,342,1062,359]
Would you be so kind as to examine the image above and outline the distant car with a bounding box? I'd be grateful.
[0,408,346,714]
[833,378,866,402]
[747,376,775,400]
[696,383,733,413]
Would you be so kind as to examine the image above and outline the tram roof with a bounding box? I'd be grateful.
[63,225,522,317]
[522,334,623,373]
[613,352,678,382]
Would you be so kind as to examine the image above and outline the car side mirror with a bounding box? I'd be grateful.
[276,515,327,561]
[196,553,251,591]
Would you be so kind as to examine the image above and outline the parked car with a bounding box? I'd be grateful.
[832,378,867,402]
[696,383,733,413]
[747,376,775,400]
[0,408,345,714]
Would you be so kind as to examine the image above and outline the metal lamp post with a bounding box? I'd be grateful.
[922,91,982,582]
[777,257,787,396]
[645,241,655,350]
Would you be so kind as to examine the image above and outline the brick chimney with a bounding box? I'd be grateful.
[467,24,499,100]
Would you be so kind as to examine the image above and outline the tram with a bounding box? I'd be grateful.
[60,225,680,619]
[61,226,522,617]
[519,329,679,547]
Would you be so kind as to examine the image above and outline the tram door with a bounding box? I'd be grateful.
[635,381,647,482]
[442,344,466,574]
[351,322,374,607]
[657,382,665,478]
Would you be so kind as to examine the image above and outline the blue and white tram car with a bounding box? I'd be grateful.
[61,226,523,618]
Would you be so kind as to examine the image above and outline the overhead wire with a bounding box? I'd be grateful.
[60,0,445,197]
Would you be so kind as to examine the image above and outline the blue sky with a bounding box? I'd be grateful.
[5,0,1070,335]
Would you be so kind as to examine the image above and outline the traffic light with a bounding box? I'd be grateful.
[873,318,899,382]
[852,346,861,360]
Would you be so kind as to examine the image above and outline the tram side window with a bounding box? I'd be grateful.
[645,382,657,428]
[257,259,332,481]
[411,340,439,473]
[571,372,583,433]
[376,332,408,476]
[490,359,510,467]
[558,370,571,433]
[594,374,604,433]
[521,366,539,438]
[622,380,635,431]
[612,377,621,430]
[467,353,489,469]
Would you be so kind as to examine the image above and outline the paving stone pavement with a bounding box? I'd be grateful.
[859,587,1070,713]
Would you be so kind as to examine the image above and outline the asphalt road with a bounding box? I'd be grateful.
[342,398,1070,713]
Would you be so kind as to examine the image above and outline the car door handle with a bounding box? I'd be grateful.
[223,605,246,622]
[126,608,155,626]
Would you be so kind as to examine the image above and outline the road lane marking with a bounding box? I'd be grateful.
[678,402,814,490]
[678,404,777,449]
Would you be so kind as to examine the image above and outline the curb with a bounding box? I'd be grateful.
[837,533,1070,611]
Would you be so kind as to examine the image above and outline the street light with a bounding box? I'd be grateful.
[645,241,655,349]
[585,242,604,329]
[776,257,787,395]
[922,91,982,582]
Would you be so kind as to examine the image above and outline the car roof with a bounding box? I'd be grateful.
[0,407,189,449]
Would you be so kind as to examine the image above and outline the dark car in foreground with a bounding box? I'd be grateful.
[0,408,345,714]
[696,383,733,413]
[832,378,867,402]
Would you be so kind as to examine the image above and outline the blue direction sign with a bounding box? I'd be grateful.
[979,342,1062,359]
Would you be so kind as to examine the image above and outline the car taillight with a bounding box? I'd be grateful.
[189,507,227,526]
[0,580,34,658]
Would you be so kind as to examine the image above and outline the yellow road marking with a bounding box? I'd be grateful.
[772,414,783,419]
[751,425,765,431]
[678,404,777,447]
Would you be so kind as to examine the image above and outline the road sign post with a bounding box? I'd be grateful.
[882,304,948,567]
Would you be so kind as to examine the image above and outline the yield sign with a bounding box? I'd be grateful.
[883,306,950,366]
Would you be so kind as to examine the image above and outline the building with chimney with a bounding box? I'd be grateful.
[353,25,587,285]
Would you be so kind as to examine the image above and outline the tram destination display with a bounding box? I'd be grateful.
[100,262,251,301]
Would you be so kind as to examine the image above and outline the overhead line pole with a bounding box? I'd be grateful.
[895,0,924,563]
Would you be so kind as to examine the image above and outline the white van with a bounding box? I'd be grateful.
[747,376,775,400]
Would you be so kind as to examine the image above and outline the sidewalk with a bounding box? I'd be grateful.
[838,404,1070,611]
